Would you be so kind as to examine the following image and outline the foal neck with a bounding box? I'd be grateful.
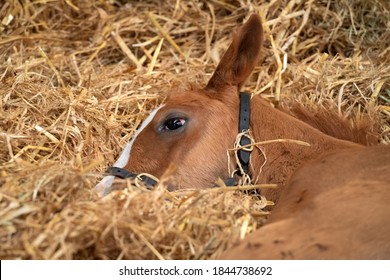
[248,97,361,202]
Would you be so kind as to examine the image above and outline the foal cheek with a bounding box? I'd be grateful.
[126,135,173,177]
[181,126,236,186]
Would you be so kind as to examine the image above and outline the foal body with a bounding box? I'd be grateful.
[97,14,390,259]
[222,145,390,259]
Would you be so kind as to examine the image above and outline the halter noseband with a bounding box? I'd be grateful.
[106,167,158,188]
[105,91,252,189]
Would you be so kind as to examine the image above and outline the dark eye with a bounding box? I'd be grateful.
[164,118,186,130]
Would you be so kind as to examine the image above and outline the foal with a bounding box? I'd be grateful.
[97,14,390,259]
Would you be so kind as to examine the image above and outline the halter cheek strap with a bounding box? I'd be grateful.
[237,92,252,175]
[221,91,252,187]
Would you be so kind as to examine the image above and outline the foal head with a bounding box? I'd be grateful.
[102,14,263,191]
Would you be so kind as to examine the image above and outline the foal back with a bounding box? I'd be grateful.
[221,145,390,259]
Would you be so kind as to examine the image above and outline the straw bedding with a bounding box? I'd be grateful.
[1,0,389,259]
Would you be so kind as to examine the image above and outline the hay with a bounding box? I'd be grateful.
[1,0,389,259]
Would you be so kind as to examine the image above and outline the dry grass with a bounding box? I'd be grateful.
[1,0,389,259]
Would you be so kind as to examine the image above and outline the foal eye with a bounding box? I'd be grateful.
[164,118,186,130]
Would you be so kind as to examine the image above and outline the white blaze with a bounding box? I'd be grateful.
[95,105,164,196]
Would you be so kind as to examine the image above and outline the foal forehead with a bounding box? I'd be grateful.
[145,87,232,124]
[165,88,237,113]
[145,91,214,120]
[165,88,213,105]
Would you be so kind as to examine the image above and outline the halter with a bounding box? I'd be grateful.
[236,91,252,175]
[105,166,157,189]
[105,91,252,189]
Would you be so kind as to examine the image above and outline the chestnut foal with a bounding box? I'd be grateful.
[97,14,390,259]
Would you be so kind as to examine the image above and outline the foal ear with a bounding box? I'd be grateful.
[206,13,263,92]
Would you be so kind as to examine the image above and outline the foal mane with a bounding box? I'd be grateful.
[279,101,379,146]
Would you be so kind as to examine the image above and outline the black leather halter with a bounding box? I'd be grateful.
[106,166,157,188]
[105,91,252,188]
[236,92,252,175]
